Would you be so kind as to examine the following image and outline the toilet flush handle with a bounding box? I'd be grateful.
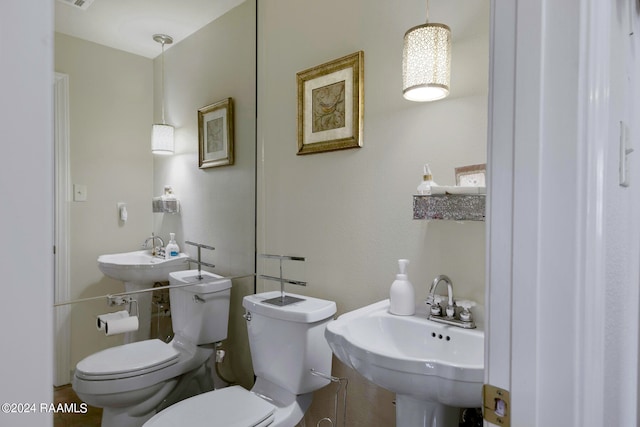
[243,311,252,321]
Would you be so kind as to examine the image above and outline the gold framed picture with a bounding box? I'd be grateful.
[296,51,364,155]
[198,98,234,168]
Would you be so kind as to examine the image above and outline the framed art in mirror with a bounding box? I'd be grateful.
[198,98,234,168]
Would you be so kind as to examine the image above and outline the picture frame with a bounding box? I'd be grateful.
[455,163,486,186]
[296,51,364,155]
[198,98,234,169]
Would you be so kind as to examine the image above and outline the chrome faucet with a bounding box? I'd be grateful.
[142,233,164,257]
[427,275,455,317]
[426,274,476,329]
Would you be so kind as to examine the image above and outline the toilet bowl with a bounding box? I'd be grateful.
[142,291,337,427]
[73,270,232,427]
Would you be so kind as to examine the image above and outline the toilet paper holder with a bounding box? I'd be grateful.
[107,295,138,317]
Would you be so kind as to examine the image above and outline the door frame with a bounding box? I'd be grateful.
[486,0,613,424]
[54,72,71,386]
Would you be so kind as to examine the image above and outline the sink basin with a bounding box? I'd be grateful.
[97,250,189,342]
[325,299,484,427]
[98,250,189,283]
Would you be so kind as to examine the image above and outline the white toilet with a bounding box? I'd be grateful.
[142,290,337,427]
[72,270,232,427]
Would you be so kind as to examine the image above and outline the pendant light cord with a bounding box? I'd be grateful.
[161,41,166,125]
[425,0,430,23]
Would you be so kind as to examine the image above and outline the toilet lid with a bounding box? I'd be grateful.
[144,386,275,427]
[76,339,180,380]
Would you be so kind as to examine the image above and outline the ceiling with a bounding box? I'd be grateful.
[54,0,489,59]
[54,0,246,58]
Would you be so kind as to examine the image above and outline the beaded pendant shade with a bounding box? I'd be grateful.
[151,34,174,155]
[402,1,451,102]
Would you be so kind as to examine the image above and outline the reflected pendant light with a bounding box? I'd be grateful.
[402,0,451,102]
[151,34,174,155]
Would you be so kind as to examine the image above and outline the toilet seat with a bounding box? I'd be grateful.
[144,386,275,427]
[75,339,180,381]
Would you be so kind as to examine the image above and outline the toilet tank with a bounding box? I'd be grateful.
[242,291,337,395]
[169,270,232,345]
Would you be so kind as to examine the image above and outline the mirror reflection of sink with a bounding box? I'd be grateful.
[97,250,189,342]
[98,250,189,283]
[324,299,484,427]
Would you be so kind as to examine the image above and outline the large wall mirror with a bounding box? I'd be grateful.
[53,0,256,390]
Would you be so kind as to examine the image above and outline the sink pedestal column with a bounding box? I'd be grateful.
[396,394,460,427]
[123,281,153,343]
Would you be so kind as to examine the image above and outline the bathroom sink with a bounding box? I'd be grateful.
[325,299,484,427]
[98,250,189,283]
[98,250,189,343]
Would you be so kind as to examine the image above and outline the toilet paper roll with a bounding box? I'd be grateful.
[96,310,129,331]
[104,315,139,336]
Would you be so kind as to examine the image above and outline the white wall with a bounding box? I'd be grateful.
[258,0,489,307]
[1,1,54,426]
[603,0,640,423]
[153,1,256,388]
[258,0,489,424]
[55,34,154,366]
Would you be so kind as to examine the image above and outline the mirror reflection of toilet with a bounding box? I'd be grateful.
[72,270,232,427]
[143,291,337,427]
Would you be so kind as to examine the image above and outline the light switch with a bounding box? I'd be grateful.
[73,184,87,202]
[619,121,633,187]
[117,202,128,222]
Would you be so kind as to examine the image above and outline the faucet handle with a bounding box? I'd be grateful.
[428,295,444,316]
[457,299,476,310]
[457,300,476,322]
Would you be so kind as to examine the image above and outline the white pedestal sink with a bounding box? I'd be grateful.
[97,250,189,343]
[324,299,484,427]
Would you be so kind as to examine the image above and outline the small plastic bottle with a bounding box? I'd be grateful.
[162,185,176,201]
[165,233,180,259]
[417,164,436,195]
[389,259,415,316]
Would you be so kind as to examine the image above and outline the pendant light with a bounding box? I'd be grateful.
[402,0,451,102]
[151,34,174,155]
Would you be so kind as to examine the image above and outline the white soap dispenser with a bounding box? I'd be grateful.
[389,259,415,316]
[417,164,436,195]
[165,233,180,259]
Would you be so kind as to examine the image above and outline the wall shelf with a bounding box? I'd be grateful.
[413,194,486,221]
[152,199,180,214]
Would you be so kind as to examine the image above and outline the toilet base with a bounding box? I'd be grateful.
[77,349,214,427]
[94,378,178,427]
[98,364,213,427]
[102,408,156,427]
